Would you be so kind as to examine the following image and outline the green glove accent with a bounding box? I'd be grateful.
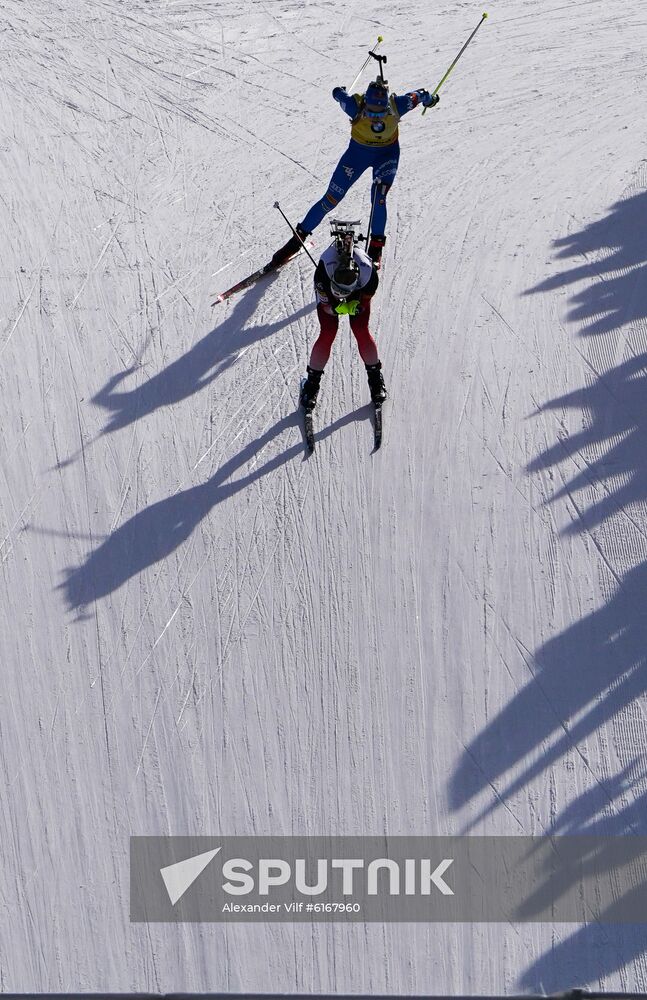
[335,299,361,316]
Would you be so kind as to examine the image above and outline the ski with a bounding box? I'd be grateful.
[303,408,315,454]
[373,402,383,450]
[211,262,275,305]
[211,242,314,306]
[299,377,315,453]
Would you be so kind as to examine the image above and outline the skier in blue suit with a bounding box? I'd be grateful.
[271,79,439,269]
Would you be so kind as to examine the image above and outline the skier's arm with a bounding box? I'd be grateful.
[394,90,440,116]
[361,267,379,298]
[314,260,333,299]
[332,86,362,119]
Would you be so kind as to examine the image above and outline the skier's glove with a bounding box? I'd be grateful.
[335,300,361,316]
[421,90,439,108]
[332,86,347,101]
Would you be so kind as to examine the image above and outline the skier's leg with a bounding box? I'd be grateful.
[299,142,370,234]
[349,302,387,401]
[368,177,392,237]
[300,306,339,410]
[308,305,339,369]
[300,365,323,411]
[271,146,367,267]
[349,300,379,366]
[365,360,387,403]
[269,222,311,268]
[367,145,401,264]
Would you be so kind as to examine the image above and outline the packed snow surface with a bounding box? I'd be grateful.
[1,0,647,992]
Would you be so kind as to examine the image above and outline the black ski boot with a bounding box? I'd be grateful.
[366,361,387,404]
[367,234,386,270]
[300,366,323,411]
[270,225,310,268]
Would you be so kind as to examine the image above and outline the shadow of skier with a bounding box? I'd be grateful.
[59,405,372,611]
[92,274,315,435]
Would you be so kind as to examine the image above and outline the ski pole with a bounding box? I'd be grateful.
[274,202,317,267]
[422,12,488,115]
[348,36,384,94]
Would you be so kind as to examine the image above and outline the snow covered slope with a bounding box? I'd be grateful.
[1,0,647,991]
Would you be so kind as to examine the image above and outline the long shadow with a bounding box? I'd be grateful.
[528,189,647,336]
[528,351,647,534]
[517,766,647,992]
[450,560,647,823]
[93,274,314,434]
[519,759,647,993]
[451,189,647,818]
[59,405,372,611]
[448,184,647,988]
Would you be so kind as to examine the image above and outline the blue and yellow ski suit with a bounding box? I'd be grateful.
[300,86,433,238]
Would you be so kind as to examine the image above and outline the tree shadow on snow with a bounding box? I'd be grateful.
[92,273,315,434]
[449,186,647,989]
[526,351,647,532]
[59,405,372,612]
[517,760,647,990]
[451,562,647,826]
[525,189,647,338]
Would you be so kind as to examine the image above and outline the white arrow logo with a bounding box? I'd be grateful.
[160,847,221,905]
